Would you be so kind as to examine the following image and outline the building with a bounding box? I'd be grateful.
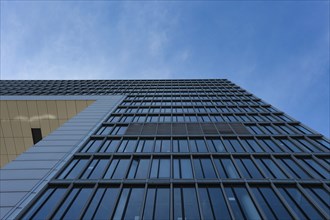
[0,79,329,220]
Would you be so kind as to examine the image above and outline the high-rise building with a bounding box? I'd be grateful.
[0,79,329,220]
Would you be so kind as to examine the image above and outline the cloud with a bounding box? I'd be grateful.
[14,114,57,122]
[0,1,329,135]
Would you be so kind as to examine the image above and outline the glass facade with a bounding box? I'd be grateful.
[2,79,328,219]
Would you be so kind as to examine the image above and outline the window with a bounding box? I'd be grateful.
[234,157,263,179]
[278,187,324,219]
[81,159,109,179]
[150,158,170,178]
[53,187,93,219]
[31,128,42,144]
[173,158,193,179]
[58,158,89,179]
[22,188,67,219]
[127,158,150,179]
[99,139,120,152]
[104,158,130,179]
[96,126,113,135]
[189,139,208,153]
[136,139,154,152]
[143,188,170,219]
[214,158,240,178]
[193,158,217,179]
[156,139,171,152]
[174,187,200,219]
[198,187,231,220]
[117,139,137,152]
[81,139,103,153]
[225,187,261,219]
[173,139,189,152]
[276,157,311,179]
[251,186,291,219]
[255,158,287,179]
[83,187,120,219]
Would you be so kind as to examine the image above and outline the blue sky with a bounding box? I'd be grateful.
[1,1,329,136]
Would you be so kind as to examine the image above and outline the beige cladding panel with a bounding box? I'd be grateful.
[1,120,13,137]
[0,100,95,167]
[0,101,10,119]
[10,120,23,137]
[16,101,29,118]
[36,100,48,115]
[46,101,58,116]
[56,101,68,119]
[66,101,77,118]
[26,101,39,117]
[6,101,19,119]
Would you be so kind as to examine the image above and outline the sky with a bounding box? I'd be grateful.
[1,1,329,137]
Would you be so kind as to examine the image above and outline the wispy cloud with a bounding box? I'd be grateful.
[0,1,329,135]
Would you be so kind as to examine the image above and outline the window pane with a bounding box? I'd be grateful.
[24,188,66,219]
[81,140,103,153]
[179,140,189,152]
[235,158,263,179]
[113,188,130,220]
[154,188,170,220]
[230,139,245,152]
[81,160,98,179]
[63,188,93,219]
[162,139,171,152]
[181,159,193,178]
[196,139,208,152]
[303,187,330,215]
[143,140,154,152]
[135,159,150,179]
[173,188,183,220]
[104,159,119,179]
[300,158,329,179]
[65,159,88,179]
[226,187,261,219]
[193,159,204,178]
[198,188,214,220]
[125,140,137,152]
[159,159,170,178]
[88,159,109,179]
[182,188,200,219]
[255,158,287,179]
[278,187,324,219]
[53,188,80,219]
[84,187,120,220]
[112,159,130,179]
[143,188,156,219]
[277,158,311,179]
[213,139,226,152]
[124,188,145,219]
[150,159,159,178]
[101,140,120,153]
[222,158,240,178]
[127,159,138,179]
[201,159,217,178]
[208,188,231,220]
[251,187,291,219]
